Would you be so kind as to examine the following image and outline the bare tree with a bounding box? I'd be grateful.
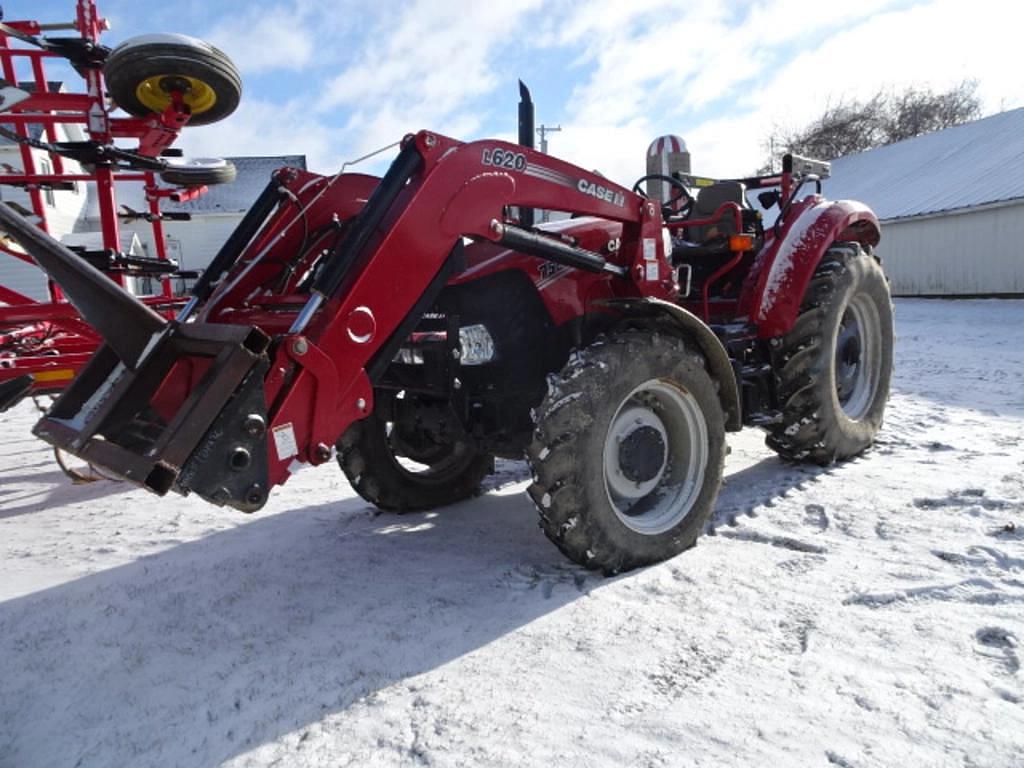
[758,80,981,172]
[882,81,981,143]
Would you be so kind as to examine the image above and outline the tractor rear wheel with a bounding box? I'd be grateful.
[766,242,893,464]
[337,408,493,513]
[528,331,726,574]
[104,34,242,127]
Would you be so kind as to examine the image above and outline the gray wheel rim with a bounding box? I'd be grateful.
[835,293,882,420]
[602,379,709,535]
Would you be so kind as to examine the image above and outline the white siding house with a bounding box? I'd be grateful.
[0,108,90,301]
[824,108,1024,296]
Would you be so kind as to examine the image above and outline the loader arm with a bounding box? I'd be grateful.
[16,130,675,510]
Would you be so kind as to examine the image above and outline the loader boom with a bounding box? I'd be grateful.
[18,130,675,510]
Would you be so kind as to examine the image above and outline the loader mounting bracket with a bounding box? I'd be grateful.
[175,359,271,512]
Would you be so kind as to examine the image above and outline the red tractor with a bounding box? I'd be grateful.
[1,79,893,574]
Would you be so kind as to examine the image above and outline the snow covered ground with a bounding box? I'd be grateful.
[1,298,1022,768]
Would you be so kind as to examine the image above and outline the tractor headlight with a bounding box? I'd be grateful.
[458,324,496,365]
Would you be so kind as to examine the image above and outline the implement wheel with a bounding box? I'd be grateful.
[104,34,242,127]
[160,157,237,186]
[528,330,726,574]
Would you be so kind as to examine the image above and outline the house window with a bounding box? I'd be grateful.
[39,158,55,207]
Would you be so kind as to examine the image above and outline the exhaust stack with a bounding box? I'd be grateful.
[517,80,535,229]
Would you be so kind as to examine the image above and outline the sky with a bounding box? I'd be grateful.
[10,0,1024,187]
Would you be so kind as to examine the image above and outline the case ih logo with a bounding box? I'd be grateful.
[578,179,625,208]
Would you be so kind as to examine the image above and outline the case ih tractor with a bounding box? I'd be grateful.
[0,29,893,573]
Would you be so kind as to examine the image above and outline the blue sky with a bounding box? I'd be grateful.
[9,0,1022,185]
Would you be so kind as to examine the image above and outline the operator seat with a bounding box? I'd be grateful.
[687,181,749,242]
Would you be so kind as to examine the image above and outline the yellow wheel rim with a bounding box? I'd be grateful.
[135,74,217,115]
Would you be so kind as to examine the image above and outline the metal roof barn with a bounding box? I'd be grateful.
[823,108,1024,296]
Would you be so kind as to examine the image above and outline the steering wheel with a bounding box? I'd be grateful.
[632,173,692,217]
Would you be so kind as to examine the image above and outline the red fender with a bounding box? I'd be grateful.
[745,198,880,338]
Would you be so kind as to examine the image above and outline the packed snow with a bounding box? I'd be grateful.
[1,299,1022,768]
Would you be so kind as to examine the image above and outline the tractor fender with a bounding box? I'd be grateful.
[748,199,880,338]
[598,297,742,431]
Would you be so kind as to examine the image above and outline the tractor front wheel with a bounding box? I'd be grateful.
[766,242,894,464]
[528,331,726,574]
[338,407,493,513]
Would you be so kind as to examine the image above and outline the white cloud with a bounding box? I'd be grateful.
[534,0,1024,185]
[174,98,340,172]
[162,0,1024,194]
[206,4,316,74]
[315,0,543,156]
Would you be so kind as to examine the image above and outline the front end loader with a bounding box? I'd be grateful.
[3,100,893,573]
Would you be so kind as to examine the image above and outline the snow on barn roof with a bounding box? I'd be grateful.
[165,155,307,213]
[824,107,1024,221]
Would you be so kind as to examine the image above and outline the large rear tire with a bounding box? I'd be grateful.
[528,331,726,574]
[766,242,893,464]
[338,408,493,513]
[104,34,242,127]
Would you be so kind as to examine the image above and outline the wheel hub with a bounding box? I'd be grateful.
[833,295,882,420]
[835,314,862,404]
[618,425,667,483]
[605,405,670,503]
[135,74,217,115]
[158,75,193,95]
[602,382,709,535]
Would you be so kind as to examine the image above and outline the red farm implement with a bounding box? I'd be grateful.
[0,1,241,410]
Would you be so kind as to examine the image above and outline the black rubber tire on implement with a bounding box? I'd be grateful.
[527,330,726,575]
[337,413,494,513]
[104,34,242,127]
[160,159,237,186]
[766,242,894,464]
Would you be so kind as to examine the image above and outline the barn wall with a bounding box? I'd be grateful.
[880,202,1024,295]
[120,213,244,272]
[0,146,89,303]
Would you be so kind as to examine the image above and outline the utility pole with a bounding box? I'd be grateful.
[537,124,561,155]
[537,124,562,222]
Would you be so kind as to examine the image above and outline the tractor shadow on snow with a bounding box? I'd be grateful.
[0,483,594,766]
[0,451,834,766]
[711,450,836,531]
[0,466,130,519]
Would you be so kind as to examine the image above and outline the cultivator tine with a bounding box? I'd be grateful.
[0,203,167,370]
